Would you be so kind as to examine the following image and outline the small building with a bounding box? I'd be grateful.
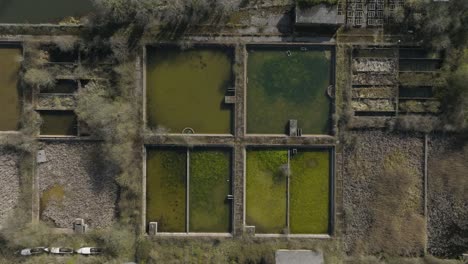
[295,4,345,28]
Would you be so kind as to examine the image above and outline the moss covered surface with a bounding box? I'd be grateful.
[146,148,186,232]
[290,149,330,234]
[189,149,231,233]
[246,149,287,234]
[247,46,331,134]
[40,184,65,216]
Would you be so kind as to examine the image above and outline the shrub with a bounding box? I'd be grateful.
[23,69,55,89]
[394,115,440,133]
[51,36,79,52]
[22,42,49,69]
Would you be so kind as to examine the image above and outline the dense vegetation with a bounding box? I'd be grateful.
[297,0,338,7]
[392,0,468,131]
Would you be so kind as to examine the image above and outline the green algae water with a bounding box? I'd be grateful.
[189,149,231,232]
[39,111,77,136]
[246,149,288,234]
[146,148,187,232]
[0,47,21,131]
[0,0,93,24]
[146,147,232,233]
[290,149,330,234]
[146,46,233,134]
[247,46,332,134]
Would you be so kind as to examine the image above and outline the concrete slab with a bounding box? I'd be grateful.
[275,250,324,264]
[37,149,47,163]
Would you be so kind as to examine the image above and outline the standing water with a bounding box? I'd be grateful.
[0,0,93,24]
[247,46,332,135]
[146,46,233,134]
[0,47,21,131]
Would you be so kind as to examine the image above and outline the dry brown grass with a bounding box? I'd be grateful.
[430,144,468,201]
[428,138,468,256]
[355,151,426,256]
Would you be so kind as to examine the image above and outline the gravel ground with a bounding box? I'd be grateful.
[38,142,117,229]
[342,129,425,253]
[0,147,20,229]
[427,134,468,257]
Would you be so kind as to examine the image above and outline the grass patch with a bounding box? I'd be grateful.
[290,149,330,234]
[246,149,287,234]
[143,236,342,264]
[189,149,231,233]
[146,148,186,232]
[40,184,65,216]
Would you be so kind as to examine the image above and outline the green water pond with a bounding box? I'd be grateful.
[0,0,93,24]
[246,148,331,234]
[247,46,332,134]
[146,148,187,232]
[290,149,330,234]
[0,47,21,131]
[39,111,77,136]
[190,149,231,233]
[146,147,231,233]
[146,46,233,134]
[246,149,288,234]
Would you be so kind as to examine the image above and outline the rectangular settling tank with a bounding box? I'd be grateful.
[246,149,288,234]
[247,46,332,135]
[39,111,77,136]
[246,148,331,234]
[146,148,187,232]
[0,47,21,131]
[146,147,232,233]
[146,46,233,134]
[290,149,330,234]
[189,149,231,233]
